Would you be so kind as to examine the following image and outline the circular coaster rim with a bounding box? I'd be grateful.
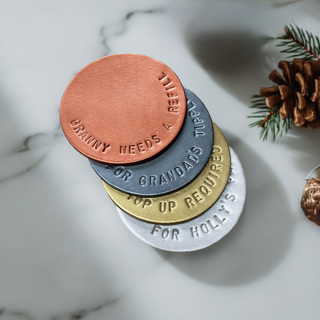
[60,53,187,165]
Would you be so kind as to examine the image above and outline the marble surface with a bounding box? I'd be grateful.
[1,1,320,319]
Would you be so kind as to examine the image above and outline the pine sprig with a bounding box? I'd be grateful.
[248,23,320,141]
[248,95,292,141]
[276,23,320,60]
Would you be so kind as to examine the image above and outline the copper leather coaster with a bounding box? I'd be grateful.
[60,54,186,164]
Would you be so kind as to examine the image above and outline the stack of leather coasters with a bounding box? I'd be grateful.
[60,54,246,252]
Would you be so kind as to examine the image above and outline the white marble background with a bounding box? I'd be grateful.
[1,1,320,319]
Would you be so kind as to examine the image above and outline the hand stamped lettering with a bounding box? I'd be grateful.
[104,166,132,182]
[138,147,202,187]
[159,201,177,213]
[190,214,227,238]
[184,146,224,209]
[159,71,181,114]
[127,195,152,208]
[163,123,173,131]
[151,225,180,240]
[186,98,206,137]
[103,123,230,225]
[116,148,245,251]
[119,135,161,155]
[71,119,110,153]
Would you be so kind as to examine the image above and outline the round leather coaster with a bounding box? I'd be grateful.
[60,54,186,164]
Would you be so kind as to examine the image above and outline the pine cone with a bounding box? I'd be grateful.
[260,59,320,129]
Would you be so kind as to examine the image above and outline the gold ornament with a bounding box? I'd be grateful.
[301,177,320,226]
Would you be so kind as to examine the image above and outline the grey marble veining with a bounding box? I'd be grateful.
[100,8,164,56]
[0,125,62,183]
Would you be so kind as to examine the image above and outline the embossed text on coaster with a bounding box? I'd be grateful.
[60,54,186,164]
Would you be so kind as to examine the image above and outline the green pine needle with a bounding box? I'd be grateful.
[276,23,320,61]
[248,23,320,141]
[248,95,292,141]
